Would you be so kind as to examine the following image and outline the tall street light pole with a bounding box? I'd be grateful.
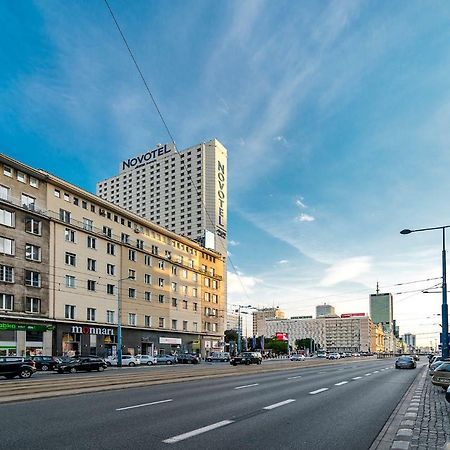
[117,275,134,368]
[401,226,449,359]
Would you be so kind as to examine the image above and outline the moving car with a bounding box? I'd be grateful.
[136,355,157,365]
[431,362,450,390]
[230,352,262,366]
[290,354,306,361]
[327,353,340,360]
[0,356,36,379]
[31,355,59,371]
[156,355,177,365]
[176,354,200,364]
[57,357,107,373]
[206,352,230,362]
[395,356,416,369]
[106,355,141,367]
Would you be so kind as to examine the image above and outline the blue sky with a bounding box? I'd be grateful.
[1,1,450,346]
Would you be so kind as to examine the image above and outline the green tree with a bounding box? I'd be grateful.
[295,338,315,352]
[265,337,289,355]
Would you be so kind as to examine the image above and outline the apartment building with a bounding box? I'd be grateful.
[252,307,285,337]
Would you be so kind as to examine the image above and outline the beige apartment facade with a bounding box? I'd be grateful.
[0,154,226,358]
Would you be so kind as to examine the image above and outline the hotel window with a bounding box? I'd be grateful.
[73,197,79,206]
[25,270,40,287]
[106,264,115,276]
[145,291,152,302]
[128,288,136,299]
[0,207,14,228]
[3,166,12,177]
[59,208,71,224]
[171,265,177,275]
[107,242,115,255]
[136,239,144,250]
[87,236,96,249]
[103,226,112,238]
[65,275,76,288]
[158,294,164,304]
[65,228,76,242]
[25,244,41,261]
[106,310,115,324]
[144,274,152,284]
[182,285,188,295]
[65,304,75,319]
[65,252,76,266]
[22,194,36,210]
[0,293,13,310]
[121,233,130,244]
[0,185,10,200]
[182,269,188,279]
[25,218,41,235]
[107,284,115,295]
[128,249,136,261]
[87,308,96,321]
[87,258,97,271]
[172,320,177,330]
[0,265,13,282]
[183,321,188,331]
[82,200,87,209]
[128,313,136,326]
[87,280,96,291]
[83,218,93,231]
[204,292,211,302]
[17,171,26,183]
[158,317,165,328]
[145,315,152,327]
[25,297,40,313]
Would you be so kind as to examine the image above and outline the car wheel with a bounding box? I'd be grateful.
[245,360,250,365]
[129,362,135,367]
[207,358,212,362]
[98,366,105,372]
[166,361,172,365]
[70,367,76,373]
[41,364,49,371]
[19,369,32,379]
[106,362,111,367]
[147,361,153,366]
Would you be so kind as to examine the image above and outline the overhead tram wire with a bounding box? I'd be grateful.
[103,0,251,303]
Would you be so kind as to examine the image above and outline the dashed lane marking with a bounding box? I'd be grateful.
[287,375,302,380]
[234,383,259,390]
[263,399,296,410]
[309,388,329,395]
[116,399,173,411]
[163,420,234,444]
[335,381,348,386]
[365,373,371,376]
[352,376,362,380]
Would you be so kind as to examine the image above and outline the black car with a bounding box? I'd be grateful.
[176,354,201,364]
[395,356,416,369]
[0,356,36,379]
[31,355,59,371]
[57,357,107,373]
[230,352,263,366]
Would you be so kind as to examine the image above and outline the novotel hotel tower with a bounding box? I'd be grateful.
[96,139,227,256]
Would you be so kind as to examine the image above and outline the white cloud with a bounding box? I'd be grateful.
[296,213,315,222]
[227,271,262,295]
[277,260,289,265]
[295,198,307,208]
[321,257,372,287]
[274,135,287,144]
[229,240,240,246]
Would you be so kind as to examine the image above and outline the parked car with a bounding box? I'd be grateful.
[57,357,107,373]
[31,355,59,371]
[0,356,36,379]
[177,354,201,364]
[156,355,177,365]
[106,355,140,367]
[230,352,262,366]
[206,352,230,362]
[317,352,327,358]
[327,353,340,360]
[446,386,450,404]
[352,353,361,357]
[431,362,450,390]
[429,359,450,376]
[395,356,416,369]
[135,355,157,366]
[290,354,306,361]
[429,355,444,367]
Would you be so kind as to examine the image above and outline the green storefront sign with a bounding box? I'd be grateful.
[0,322,54,332]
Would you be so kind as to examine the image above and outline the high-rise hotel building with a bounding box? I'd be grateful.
[96,139,228,256]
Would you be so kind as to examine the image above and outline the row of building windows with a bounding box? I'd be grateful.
[3,165,39,188]
[0,293,41,313]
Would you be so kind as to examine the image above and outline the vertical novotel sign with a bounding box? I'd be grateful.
[121,144,173,172]
[216,157,227,239]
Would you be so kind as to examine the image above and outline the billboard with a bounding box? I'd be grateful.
[276,332,289,341]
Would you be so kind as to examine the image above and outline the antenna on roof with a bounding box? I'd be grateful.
[376,281,380,295]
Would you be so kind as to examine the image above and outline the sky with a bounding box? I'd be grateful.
[1,1,450,347]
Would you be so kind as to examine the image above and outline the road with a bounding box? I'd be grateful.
[0,358,423,450]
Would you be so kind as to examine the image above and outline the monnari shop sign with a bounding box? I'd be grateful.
[71,326,115,336]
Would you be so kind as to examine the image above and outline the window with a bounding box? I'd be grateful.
[65,304,75,319]
[183,300,188,310]
[0,293,13,310]
[128,288,136,299]
[0,208,14,227]
[172,298,178,308]
[212,280,218,289]
[54,189,60,198]
[103,226,112,238]
[151,245,159,255]
[193,322,198,332]
[82,201,87,209]
[204,278,210,287]
[87,258,96,271]
[193,302,198,312]
[121,233,130,244]
[128,313,136,326]
[165,250,172,259]
[29,177,39,188]
[192,272,198,282]
[65,228,75,242]
[204,292,211,302]
[59,208,71,223]
[65,252,76,266]
[17,171,26,183]
[87,236,96,249]
[107,284,115,295]
[158,278,164,287]
[171,282,177,292]
[183,321,188,331]
[212,323,218,332]
[25,218,41,235]
[145,315,152,327]
[0,185,10,200]
[128,269,136,280]
[159,317,165,328]
[65,275,76,288]
[171,265,177,276]
[212,294,218,303]
[21,193,36,211]
[87,308,96,321]
[172,320,177,330]
[107,242,115,255]
[144,255,152,266]
[83,218,93,231]
[25,244,41,261]
[136,239,144,250]
[158,294,164,304]
[182,285,188,295]
[3,166,12,177]
[128,249,136,261]
[192,288,198,298]
[144,274,152,284]
[87,280,96,291]
[182,269,188,279]
[145,291,152,302]
[63,193,70,202]
[106,310,115,324]
[25,270,40,287]
[0,265,13,282]
[25,297,40,313]
[106,264,115,276]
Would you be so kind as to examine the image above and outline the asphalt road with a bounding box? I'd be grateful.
[1,358,423,450]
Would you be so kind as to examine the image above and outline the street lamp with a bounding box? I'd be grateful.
[400,226,449,358]
[117,275,135,368]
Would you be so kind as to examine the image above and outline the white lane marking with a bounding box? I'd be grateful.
[263,399,296,410]
[116,399,172,411]
[364,373,371,376]
[318,371,326,373]
[309,388,329,395]
[163,420,234,444]
[373,370,379,373]
[352,376,362,380]
[287,375,302,379]
[385,367,390,369]
[337,368,344,371]
[234,383,259,390]
[335,381,348,386]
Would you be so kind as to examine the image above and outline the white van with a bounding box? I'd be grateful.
[206,352,230,362]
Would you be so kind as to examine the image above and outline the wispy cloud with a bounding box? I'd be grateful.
[229,240,240,247]
[227,271,262,295]
[295,198,307,208]
[321,257,372,287]
[277,259,289,265]
[296,213,315,222]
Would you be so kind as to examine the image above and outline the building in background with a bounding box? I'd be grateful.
[0,154,226,358]
[253,307,285,337]
[369,292,395,352]
[316,303,338,318]
[403,333,416,349]
[226,310,239,331]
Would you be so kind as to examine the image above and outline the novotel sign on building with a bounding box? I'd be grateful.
[340,313,366,318]
[121,144,174,172]
[71,326,115,336]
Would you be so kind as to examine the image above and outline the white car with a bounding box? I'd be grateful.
[290,354,306,361]
[327,353,341,360]
[136,355,157,366]
[106,355,141,367]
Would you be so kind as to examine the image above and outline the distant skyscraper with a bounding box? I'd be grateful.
[369,293,394,331]
[316,303,337,318]
[403,333,416,348]
[253,307,285,336]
